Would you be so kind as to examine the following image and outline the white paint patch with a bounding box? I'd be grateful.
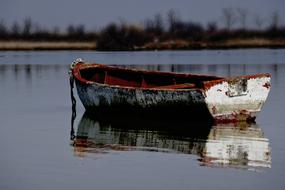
[204,76,271,120]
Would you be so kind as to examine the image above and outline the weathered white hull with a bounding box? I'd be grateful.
[203,74,271,122]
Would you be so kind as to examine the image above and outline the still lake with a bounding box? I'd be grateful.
[0,49,285,190]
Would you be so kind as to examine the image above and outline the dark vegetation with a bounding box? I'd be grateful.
[0,18,98,42]
[0,8,285,50]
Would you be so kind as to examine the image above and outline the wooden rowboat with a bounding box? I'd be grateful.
[70,59,271,123]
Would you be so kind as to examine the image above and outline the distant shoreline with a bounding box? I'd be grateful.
[1,39,285,51]
[0,41,97,51]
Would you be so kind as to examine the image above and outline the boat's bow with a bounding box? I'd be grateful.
[202,73,271,122]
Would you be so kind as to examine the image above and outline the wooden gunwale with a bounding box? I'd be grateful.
[72,63,223,91]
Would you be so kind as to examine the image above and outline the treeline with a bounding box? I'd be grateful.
[0,8,285,50]
[0,18,98,42]
[97,8,285,50]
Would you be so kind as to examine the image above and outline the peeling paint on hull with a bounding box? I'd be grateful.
[203,74,271,122]
[75,80,213,121]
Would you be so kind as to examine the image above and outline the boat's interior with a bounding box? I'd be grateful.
[80,67,222,89]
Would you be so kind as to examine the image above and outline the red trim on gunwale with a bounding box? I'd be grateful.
[72,63,223,90]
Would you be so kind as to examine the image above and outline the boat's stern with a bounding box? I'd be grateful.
[202,73,271,122]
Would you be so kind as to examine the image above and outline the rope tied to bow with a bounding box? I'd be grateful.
[69,58,84,140]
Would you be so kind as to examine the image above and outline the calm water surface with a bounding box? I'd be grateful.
[0,49,285,190]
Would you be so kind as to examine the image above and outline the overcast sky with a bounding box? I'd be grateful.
[0,0,284,30]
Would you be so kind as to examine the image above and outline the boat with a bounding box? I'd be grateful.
[70,58,271,123]
[71,112,271,170]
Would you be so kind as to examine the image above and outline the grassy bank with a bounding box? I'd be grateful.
[139,38,285,50]
[0,41,96,50]
[0,39,285,51]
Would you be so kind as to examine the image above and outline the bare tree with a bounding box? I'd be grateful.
[67,24,85,36]
[23,17,33,35]
[144,13,164,35]
[254,14,265,30]
[154,14,164,32]
[269,11,280,29]
[0,19,8,35]
[76,24,85,36]
[207,21,218,33]
[11,21,21,35]
[222,7,237,30]
[67,25,75,35]
[236,8,248,30]
[167,9,180,33]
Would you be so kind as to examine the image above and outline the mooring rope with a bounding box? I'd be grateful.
[70,73,76,140]
[69,61,77,141]
[69,58,84,140]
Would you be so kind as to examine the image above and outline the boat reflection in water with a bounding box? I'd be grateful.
[71,112,271,170]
